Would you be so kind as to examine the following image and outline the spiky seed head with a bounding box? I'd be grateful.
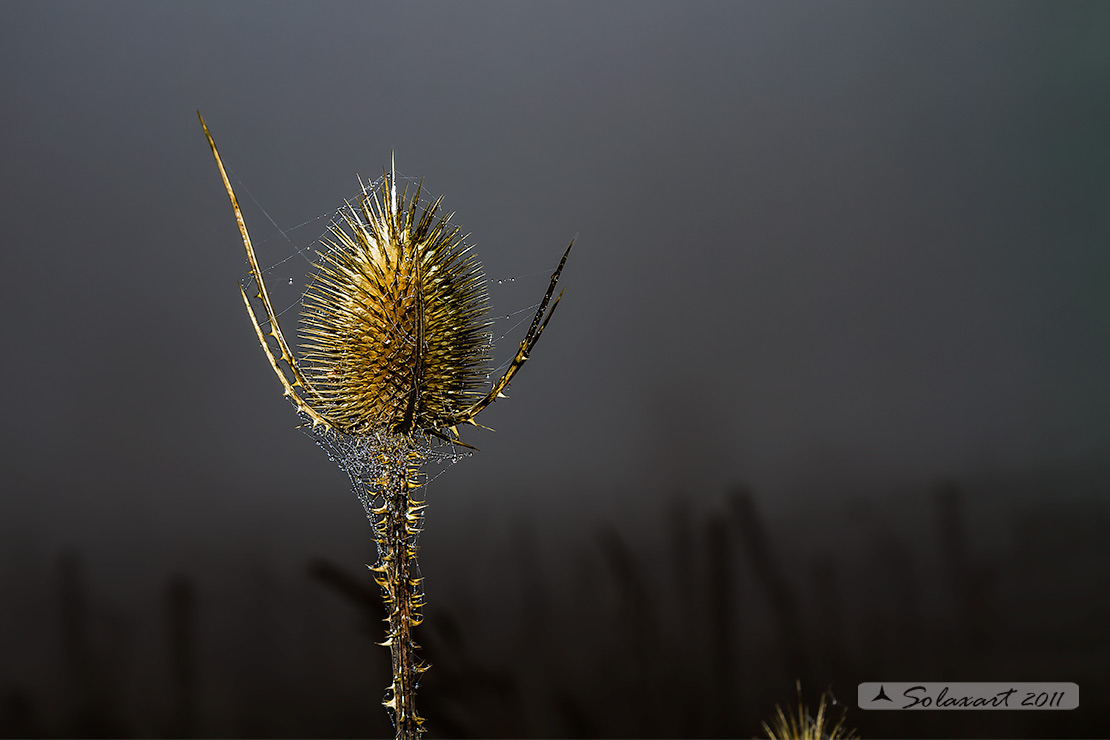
[299,169,490,437]
[762,683,859,740]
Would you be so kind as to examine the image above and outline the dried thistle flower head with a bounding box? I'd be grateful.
[762,682,859,740]
[300,170,491,437]
[198,112,572,447]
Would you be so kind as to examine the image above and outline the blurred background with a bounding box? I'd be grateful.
[1,1,1109,737]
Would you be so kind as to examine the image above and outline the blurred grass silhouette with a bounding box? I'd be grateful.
[1,476,1108,738]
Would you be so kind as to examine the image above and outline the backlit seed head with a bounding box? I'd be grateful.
[199,111,571,448]
[762,683,859,740]
[299,169,490,437]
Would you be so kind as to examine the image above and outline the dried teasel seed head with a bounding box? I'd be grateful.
[200,111,572,448]
[762,682,859,740]
[299,165,491,437]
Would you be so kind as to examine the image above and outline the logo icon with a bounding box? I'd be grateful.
[872,685,892,702]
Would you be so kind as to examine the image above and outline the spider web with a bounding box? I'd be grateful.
[301,415,472,520]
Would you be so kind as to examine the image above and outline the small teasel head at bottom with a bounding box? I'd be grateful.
[762,682,859,740]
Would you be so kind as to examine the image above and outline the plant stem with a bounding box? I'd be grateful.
[367,437,428,739]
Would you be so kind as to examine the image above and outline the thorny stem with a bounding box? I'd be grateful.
[366,437,428,739]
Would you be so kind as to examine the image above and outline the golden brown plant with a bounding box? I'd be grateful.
[198,112,571,738]
[762,682,859,740]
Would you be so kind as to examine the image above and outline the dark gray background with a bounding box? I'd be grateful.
[1,2,1108,738]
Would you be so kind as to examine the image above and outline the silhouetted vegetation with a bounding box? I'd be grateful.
[1,476,1108,738]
